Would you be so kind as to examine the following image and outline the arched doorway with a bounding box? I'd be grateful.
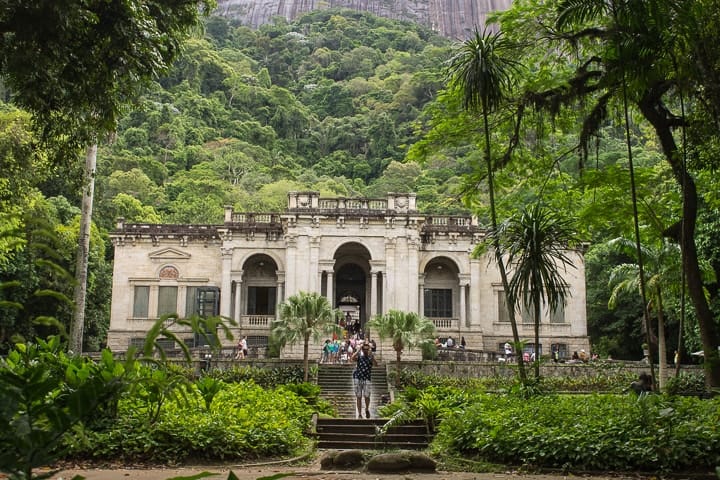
[336,264,365,335]
[239,254,278,319]
[423,257,461,332]
[331,242,373,335]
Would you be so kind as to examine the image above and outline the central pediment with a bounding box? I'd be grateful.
[149,247,191,260]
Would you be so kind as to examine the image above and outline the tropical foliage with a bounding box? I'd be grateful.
[494,203,580,379]
[273,291,341,381]
[446,28,527,381]
[1,1,719,385]
[433,391,720,473]
[368,309,436,385]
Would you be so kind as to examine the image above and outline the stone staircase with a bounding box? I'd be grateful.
[315,417,431,450]
[317,363,389,418]
[315,363,432,450]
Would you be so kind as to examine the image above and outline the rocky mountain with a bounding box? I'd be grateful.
[214,0,512,40]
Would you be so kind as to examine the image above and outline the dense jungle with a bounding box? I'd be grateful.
[1,6,719,368]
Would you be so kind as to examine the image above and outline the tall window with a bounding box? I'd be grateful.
[551,343,568,358]
[247,287,276,315]
[133,286,149,318]
[498,293,534,323]
[520,302,533,323]
[497,292,509,322]
[424,288,452,318]
[185,286,198,317]
[185,287,220,318]
[157,286,178,316]
[550,300,566,323]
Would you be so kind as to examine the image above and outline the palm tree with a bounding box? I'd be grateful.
[496,203,580,380]
[273,291,341,382]
[607,237,715,389]
[447,28,527,382]
[367,310,436,387]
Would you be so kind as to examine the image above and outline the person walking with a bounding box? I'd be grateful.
[350,340,378,419]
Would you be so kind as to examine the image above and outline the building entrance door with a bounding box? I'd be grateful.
[335,263,366,335]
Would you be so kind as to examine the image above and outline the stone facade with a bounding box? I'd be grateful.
[108,192,590,358]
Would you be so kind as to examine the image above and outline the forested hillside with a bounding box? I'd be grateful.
[95,10,467,230]
[1,6,719,374]
[1,10,467,351]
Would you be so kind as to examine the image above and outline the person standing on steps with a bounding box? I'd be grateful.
[350,340,377,419]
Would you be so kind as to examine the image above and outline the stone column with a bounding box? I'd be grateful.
[234,276,243,325]
[382,272,387,314]
[276,271,286,320]
[284,235,297,297]
[148,285,159,318]
[276,280,283,320]
[370,271,378,318]
[309,236,321,292]
[407,235,420,315]
[459,274,470,328]
[384,238,396,309]
[220,247,233,318]
[469,258,481,328]
[418,274,426,316]
[326,270,334,307]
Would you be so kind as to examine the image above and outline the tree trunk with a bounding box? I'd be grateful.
[533,295,541,380]
[657,289,667,390]
[482,106,526,382]
[395,344,402,387]
[70,143,97,354]
[639,89,720,387]
[303,334,309,382]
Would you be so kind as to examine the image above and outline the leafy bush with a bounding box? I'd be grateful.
[398,367,641,393]
[67,381,313,463]
[433,393,720,473]
[209,365,305,387]
[665,372,708,395]
[0,337,130,479]
[278,382,335,416]
[379,385,475,434]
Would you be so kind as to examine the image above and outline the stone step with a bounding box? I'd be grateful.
[315,418,431,450]
[317,364,389,419]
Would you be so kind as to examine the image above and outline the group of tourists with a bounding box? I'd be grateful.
[321,336,376,364]
[434,336,467,349]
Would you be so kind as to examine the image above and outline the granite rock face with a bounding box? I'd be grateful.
[215,0,512,40]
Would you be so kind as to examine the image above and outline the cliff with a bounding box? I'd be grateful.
[215,0,512,40]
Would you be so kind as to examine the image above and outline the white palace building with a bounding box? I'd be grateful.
[108,192,590,359]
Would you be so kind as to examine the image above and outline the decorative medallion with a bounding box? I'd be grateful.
[159,265,179,279]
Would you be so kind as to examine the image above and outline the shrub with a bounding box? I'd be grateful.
[67,381,313,463]
[665,372,708,396]
[209,365,305,386]
[433,393,720,473]
[279,382,335,416]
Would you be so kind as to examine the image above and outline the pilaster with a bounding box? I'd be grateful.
[220,247,233,318]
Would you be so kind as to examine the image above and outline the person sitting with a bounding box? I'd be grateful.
[578,349,589,362]
[629,372,653,395]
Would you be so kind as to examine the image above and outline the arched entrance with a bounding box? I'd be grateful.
[336,264,365,335]
[423,257,461,332]
[329,242,373,335]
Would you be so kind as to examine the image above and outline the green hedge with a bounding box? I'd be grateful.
[208,365,306,387]
[67,381,313,463]
[434,393,720,472]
